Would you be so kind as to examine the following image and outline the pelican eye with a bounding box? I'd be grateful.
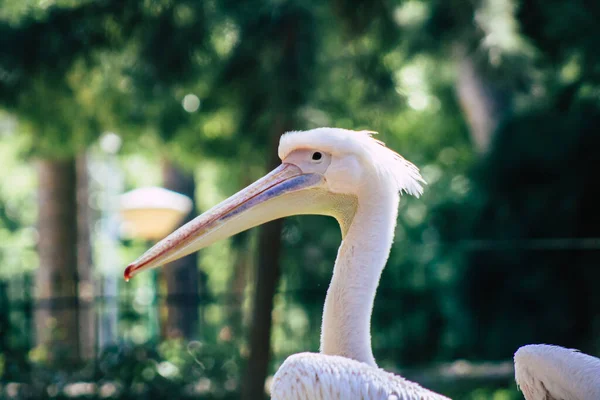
[311,152,322,161]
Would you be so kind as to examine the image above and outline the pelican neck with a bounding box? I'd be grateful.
[320,184,399,366]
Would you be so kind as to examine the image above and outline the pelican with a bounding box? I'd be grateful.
[125,127,449,399]
[514,344,600,400]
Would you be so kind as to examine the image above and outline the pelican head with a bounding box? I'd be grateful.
[124,127,424,280]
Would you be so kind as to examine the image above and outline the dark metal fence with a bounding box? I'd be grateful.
[0,270,522,399]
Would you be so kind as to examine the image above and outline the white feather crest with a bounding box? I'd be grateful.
[278,128,426,197]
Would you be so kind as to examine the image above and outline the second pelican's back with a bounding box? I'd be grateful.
[514,344,600,400]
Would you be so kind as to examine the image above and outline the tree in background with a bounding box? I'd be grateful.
[161,160,201,339]
[116,0,214,342]
[212,2,319,397]
[0,0,155,361]
[35,158,80,361]
[442,0,600,360]
[0,0,150,362]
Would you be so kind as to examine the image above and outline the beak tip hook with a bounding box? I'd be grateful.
[124,264,135,282]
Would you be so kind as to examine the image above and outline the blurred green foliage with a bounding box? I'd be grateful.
[3,339,241,399]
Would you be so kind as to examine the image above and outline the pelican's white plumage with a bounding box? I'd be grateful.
[126,127,448,400]
[272,128,446,399]
[272,353,447,400]
[514,344,600,400]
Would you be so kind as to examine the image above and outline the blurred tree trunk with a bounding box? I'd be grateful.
[35,158,80,363]
[76,154,95,359]
[160,160,200,339]
[226,169,253,340]
[0,280,8,353]
[454,45,513,153]
[241,120,289,400]
[227,232,251,340]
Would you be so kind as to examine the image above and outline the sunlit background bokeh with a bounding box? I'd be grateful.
[1,0,600,399]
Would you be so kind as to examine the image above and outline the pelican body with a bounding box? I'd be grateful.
[514,344,600,400]
[125,128,448,399]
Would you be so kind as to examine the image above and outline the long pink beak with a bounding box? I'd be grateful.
[124,163,324,280]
